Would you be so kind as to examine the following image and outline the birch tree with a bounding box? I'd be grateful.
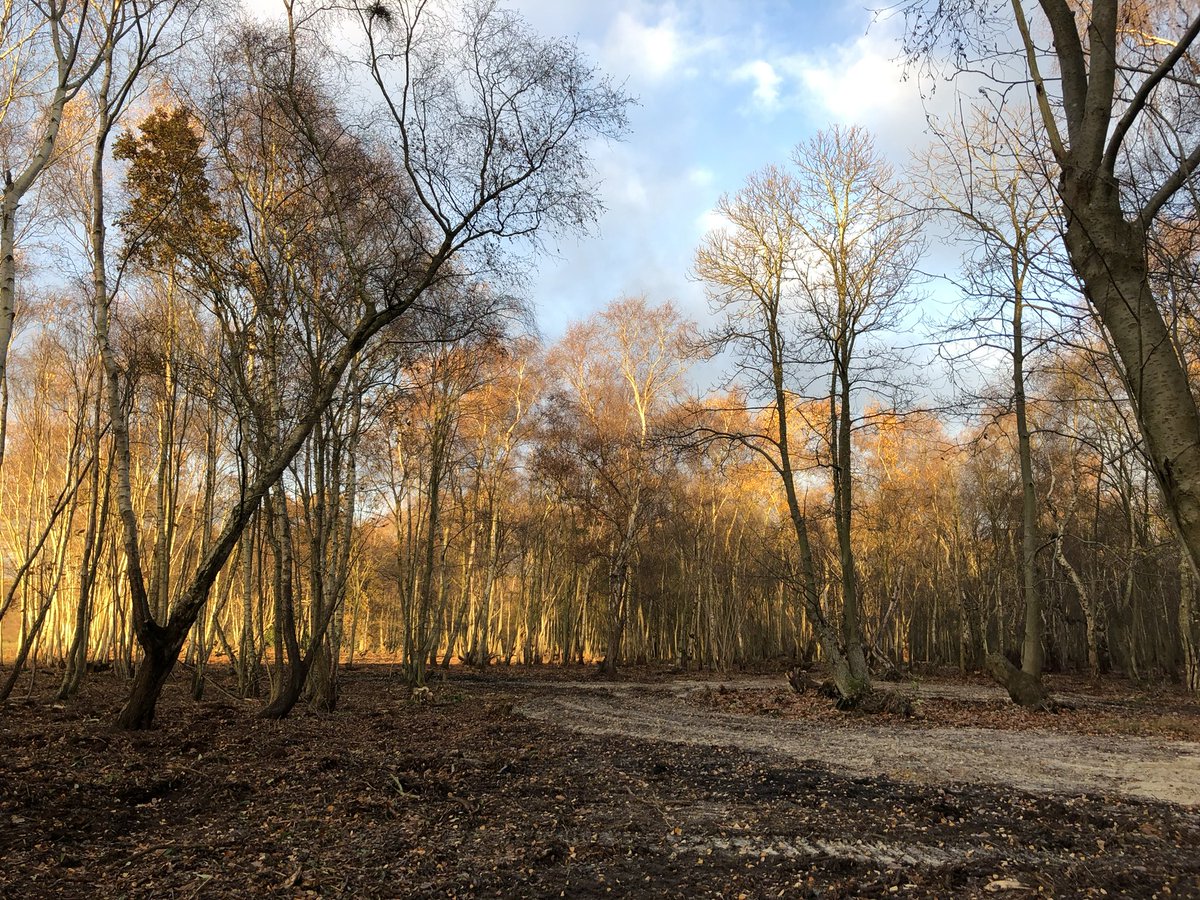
[542,298,694,676]
[0,1,162,470]
[106,0,626,728]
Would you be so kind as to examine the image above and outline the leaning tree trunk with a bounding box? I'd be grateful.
[117,626,188,730]
[985,650,1054,711]
[0,509,78,702]
[1053,526,1102,677]
[113,248,446,728]
[1060,180,1200,582]
[59,436,111,701]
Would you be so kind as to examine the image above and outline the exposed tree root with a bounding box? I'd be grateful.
[837,688,915,716]
[787,666,814,694]
[787,667,913,715]
[787,667,840,699]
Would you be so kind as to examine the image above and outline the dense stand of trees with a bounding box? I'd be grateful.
[5,291,1198,696]
[2,0,1200,728]
[4,296,1198,694]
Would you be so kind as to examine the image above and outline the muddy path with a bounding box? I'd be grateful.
[514,678,1200,806]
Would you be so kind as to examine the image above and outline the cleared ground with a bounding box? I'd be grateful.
[517,676,1200,805]
[1,665,1197,898]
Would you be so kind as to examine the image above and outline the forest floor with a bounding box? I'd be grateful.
[0,665,1198,899]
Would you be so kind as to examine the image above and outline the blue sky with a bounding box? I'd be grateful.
[506,0,932,338]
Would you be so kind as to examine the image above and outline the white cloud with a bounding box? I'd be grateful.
[781,35,911,125]
[727,23,942,163]
[695,208,731,236]
[733,59,782,110]
[608,10,683,79]
[686,166,715,187]
[597,4,722,83]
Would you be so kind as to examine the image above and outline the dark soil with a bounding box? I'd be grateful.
[0,666,1197,898]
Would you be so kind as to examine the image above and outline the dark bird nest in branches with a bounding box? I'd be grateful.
[366,2,393,26]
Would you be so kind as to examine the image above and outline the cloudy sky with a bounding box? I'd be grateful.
[243,0,941,345]
[505,0,932,338]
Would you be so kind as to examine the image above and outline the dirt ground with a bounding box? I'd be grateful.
[1,665,1198,899]
[518,676,1200,805]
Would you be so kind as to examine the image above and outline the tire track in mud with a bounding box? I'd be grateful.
[516,682,1200,806]
[665,831,1058,871]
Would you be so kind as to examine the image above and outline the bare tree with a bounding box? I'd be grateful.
[694,128,920,702]
[790,125,922,686]
[695,164,855,698]
[904,0,1200,582]
[919,106,1066,690]
[104,0,627,728]
[542,297,694,676]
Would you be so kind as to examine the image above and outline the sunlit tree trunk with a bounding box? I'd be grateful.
[58,391,111,700]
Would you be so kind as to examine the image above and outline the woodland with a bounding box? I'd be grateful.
[2,0,1200,897]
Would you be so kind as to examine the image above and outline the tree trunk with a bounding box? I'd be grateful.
[0,76,70,472]
[1053,527,1101,677]
[0,189,16,472]
[471,500,500,667]
[263,485,304,717]
[1013,287,1045,678]
[600,560,627,677]
[1059,169,1200,583]
[1181,552,1200,692]
[600,490,641,677]
[985,650,1053,711]
[412,417,448,687]
[116,629,186,729]
[59,433,111,700]
[261,660,309,720]
[833,363,869,682]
